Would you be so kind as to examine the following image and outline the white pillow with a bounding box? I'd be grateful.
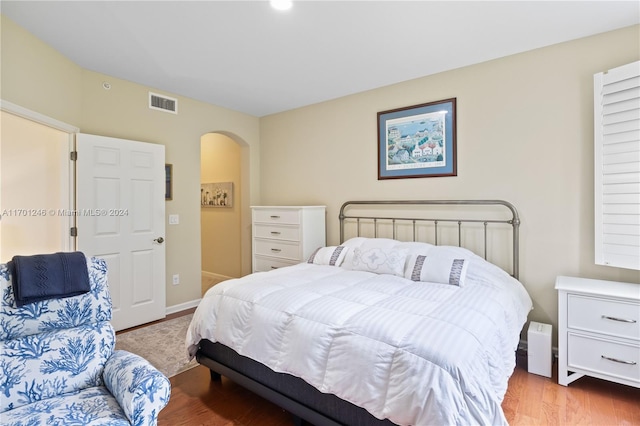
[394,241,436,255]
[341,237,400,250]
[405,253,469,286]
[341,237,433,270]
[307,246,349,266]
[350,247,409,277]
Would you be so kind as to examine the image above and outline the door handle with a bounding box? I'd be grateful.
[154,237,165,244]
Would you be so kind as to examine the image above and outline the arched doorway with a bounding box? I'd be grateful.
[200,132,249,295]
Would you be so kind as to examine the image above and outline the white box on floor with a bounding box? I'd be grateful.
[527,321,552,378]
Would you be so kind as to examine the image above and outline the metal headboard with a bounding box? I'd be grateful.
[339,200,520,279]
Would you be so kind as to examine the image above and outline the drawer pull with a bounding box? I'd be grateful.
[602,315,637,324]
[270,231,281,235]
[270,248,282,252]
[601,355,637,365]
[270,215,281,219]
[271,266,279,269]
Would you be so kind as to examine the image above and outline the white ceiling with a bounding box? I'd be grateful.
[3,1,639,117]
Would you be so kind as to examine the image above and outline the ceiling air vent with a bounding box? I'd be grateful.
[149,92,177,114]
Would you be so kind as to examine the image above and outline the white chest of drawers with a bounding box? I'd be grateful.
[251,206,326,273]
[556,276,640,388]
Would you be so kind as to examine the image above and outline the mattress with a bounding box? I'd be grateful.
[186,239,532,425]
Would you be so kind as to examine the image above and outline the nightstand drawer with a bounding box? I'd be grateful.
[253,256,299,272]
[568,295,640,341]
[254,239,301,260]
[568,333,640,384]
[253,209,300,225]
[254,224,300,241]
[557,276,640,388]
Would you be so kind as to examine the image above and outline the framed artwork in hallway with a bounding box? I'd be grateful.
[201,182,233,207]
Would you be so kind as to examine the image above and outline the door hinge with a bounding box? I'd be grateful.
[70,227,78,237]
[70,151,78,161]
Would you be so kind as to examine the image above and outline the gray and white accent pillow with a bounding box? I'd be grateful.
[308,246,349,266]
[405,254,469,286]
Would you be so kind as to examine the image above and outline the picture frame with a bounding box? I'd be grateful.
[165,164,173,200]
[201,182,233,208]
[378,98,457,179]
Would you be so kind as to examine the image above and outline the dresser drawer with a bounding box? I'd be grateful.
[253,209,300,225]
[568,333,640,384]
[568,294,640,341]
[253,256,299,272]
[254,224,300,241]
[251,206,325,276]
[254,239,301,260]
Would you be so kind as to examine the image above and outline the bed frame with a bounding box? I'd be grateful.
[339,199,520,278]
[196,199,521,426]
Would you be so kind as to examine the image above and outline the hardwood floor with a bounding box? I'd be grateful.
[159,365,294,426]
[504,353,640,425]
[159,351,640,425]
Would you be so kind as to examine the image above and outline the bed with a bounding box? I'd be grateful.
[186,200,532,425]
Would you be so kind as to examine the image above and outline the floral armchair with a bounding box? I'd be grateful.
[0,256,171,426]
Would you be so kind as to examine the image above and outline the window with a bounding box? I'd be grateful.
[594,61,640,270]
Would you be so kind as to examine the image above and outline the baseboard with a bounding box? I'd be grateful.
[166,270,232,317]
[166,298,201,316]
[165,271,233,315]
[202,271,234,281]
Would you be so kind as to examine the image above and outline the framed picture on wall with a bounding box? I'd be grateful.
[378,98,457,179]
[201,182,233,207]
[165,164,173,200]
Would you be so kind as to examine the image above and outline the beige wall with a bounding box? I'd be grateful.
[2,13,638,332]
[1,15,260,308]
[0,18,84,125]
[259,25,640,337]
[201,133,242,278]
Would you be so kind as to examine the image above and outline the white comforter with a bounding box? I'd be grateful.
[186,246,532,426]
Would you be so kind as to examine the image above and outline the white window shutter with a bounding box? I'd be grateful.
[594,61,640,270]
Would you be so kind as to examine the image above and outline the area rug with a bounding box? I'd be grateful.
[115,313,199,378]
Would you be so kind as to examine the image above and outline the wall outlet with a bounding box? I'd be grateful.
[172,274,180,285]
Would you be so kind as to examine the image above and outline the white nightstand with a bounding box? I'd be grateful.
[556,276,640,388]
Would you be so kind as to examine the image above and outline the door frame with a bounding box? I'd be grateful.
[0,100,78,259]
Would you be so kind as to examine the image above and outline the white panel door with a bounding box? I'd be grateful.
[76,133,165,331]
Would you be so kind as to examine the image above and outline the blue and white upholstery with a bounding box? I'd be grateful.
[0,256,171,426]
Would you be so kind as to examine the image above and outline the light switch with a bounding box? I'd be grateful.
[168,214,179,225]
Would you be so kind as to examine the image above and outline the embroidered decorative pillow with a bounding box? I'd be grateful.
[405,254,469,286]
[350,247,409,277]
[308,246,349,266]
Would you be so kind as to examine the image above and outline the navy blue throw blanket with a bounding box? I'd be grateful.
[9,252,91,307]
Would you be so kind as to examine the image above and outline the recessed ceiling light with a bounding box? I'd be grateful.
[270,0,292,11]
